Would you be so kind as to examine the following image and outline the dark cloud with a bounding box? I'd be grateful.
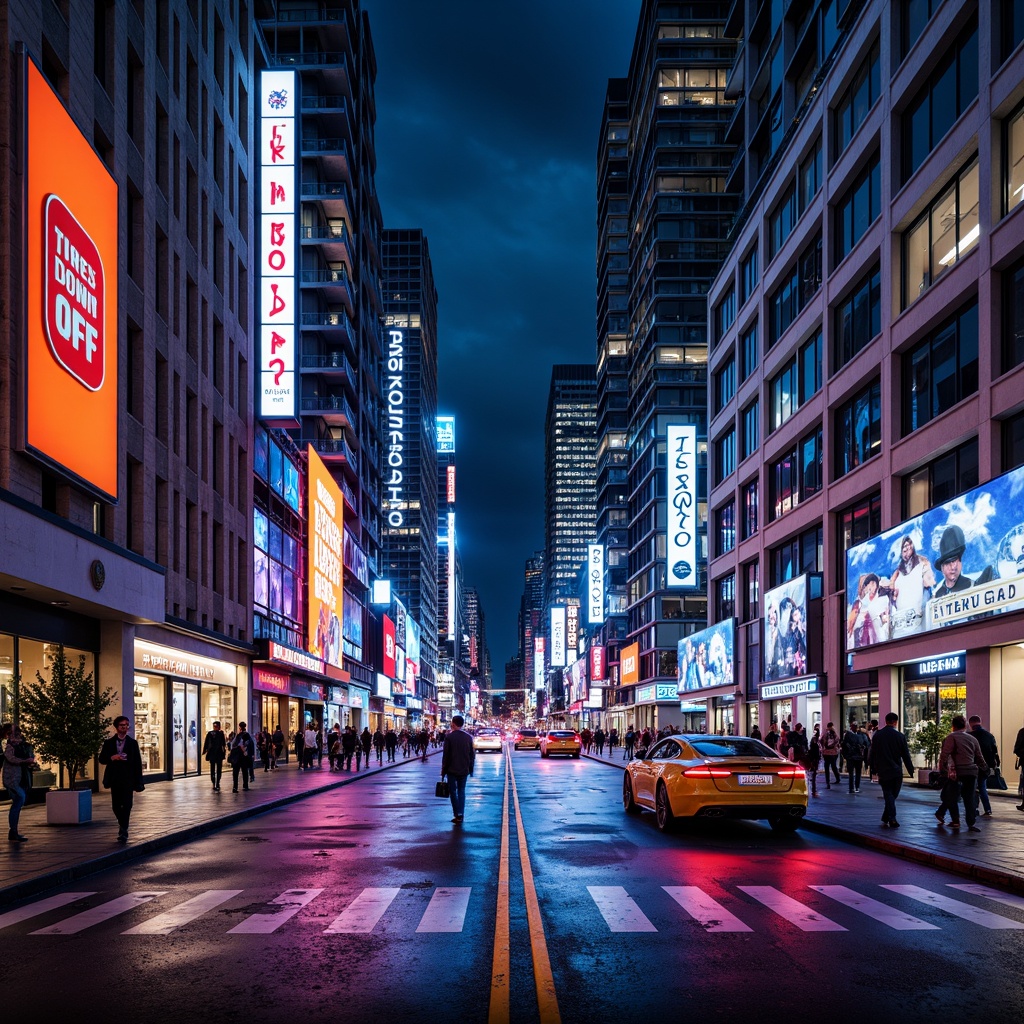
[362,0,640,669]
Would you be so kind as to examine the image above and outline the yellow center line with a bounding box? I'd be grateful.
[508,753,562,1024]
[488,749,511,1024]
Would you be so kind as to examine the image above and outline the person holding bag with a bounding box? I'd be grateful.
[228,723,254,792]
[936,715,988,832]
[968,715,1000,812]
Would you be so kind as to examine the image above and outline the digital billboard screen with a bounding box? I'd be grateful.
[677,619,734,693]
[764,575,808,682]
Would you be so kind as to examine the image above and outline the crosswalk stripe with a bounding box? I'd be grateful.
[882,885,1024,929]
[227,888,324,935]
[123,890,244,935]
[662,886,752,932]
[587,885,657,932]
[324,887,401,934]
[417,887,471,933]
[810,885,938,930]
[0,893,97,931]
[738,886,846,931]
[947,883,1024,913]
[31,892,166,935]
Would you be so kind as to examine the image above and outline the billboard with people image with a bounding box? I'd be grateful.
[845,465,1024,651]
[763,576,809,682]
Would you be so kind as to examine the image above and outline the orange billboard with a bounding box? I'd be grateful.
[24,58,119,499]
[307,445,345,669]
[620,642,640,685]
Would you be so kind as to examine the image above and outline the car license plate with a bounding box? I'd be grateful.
[737,774,772,785]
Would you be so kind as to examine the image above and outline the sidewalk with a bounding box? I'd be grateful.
[585,748,1024,894]
[0,750,438,906]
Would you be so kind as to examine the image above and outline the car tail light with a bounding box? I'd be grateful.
[574,733,581,742]
[683,766,733,778]
[776,767,805,777]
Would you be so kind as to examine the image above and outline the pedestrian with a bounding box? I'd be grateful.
[373,727,385,764]
[401,728,411,758]
[764,720,779,750]
[640,727,652,749]
[787,722,809,765]
[800,726,821,796]
[341,725,357,770]
[750,724,762,741]
[841,721,869,792]
[868,712,915,828]
[420,728,431,762]
[258,727,272,772]
[821,722,841,788]
[1015,719,1024,811]
[327,724,342,770]
[623,726,636,760]
[440,714,475,823]
[385,727,398,763]
[202,720,227,791]
[315,722,324,769]
[360,727,372,768]
[968,715,999,816]
[936,714,988,831]
[229,722,254,792]
[609,728,618,751]
[303,722,317,770]
[581,726,593,754]
[294,727,305,770]
[2,722,38,842]
[595,727,606,756]
[98,715,145,843]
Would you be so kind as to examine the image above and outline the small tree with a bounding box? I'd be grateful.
[910,711,956,769]
[16,645,116,789]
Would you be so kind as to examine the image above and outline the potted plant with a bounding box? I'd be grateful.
[910,712,953,785]
[16,644,115,824]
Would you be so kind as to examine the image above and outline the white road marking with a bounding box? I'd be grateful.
[737,886,846,931]
[227,888,324,934]
[31,892,165,935]
[810,885,938,930]
[587,885,657,932]
[416,887,472,933]
[0,893,97,931]
[947,883,1024,913]
[882,885,1024,929]
[123,889,244,934]
[663,886,753,932]
[324,887,401,934]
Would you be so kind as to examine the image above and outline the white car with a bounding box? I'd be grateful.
[473,728,503,753]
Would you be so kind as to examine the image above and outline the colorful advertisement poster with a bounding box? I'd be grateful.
[620,642,639,685]
[550,607,566,667]
[588,544,605,624]
[383,615,396,679]
[24,57,119,499]
[845,464,1024,650]
[590,645,606,684]
[307,445,344,668]
[763,576,808,682]
[677,619,734,693]
[666,424,698,588]
[437,415,455,452]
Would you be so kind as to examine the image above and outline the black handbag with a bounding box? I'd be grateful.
[435,778,450,798]
[988,767,1009,790]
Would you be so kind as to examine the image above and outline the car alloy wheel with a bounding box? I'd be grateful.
[655,782,674,831]
[623,773,640,814]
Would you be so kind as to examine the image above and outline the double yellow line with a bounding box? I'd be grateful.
[489,749,561,1024]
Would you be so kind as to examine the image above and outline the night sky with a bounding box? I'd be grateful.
[362,0,641,674]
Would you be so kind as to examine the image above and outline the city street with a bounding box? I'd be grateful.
[4,751,1023,1022]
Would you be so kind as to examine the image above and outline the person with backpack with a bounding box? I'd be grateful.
[820,722,842,788]
[842,721,870,793]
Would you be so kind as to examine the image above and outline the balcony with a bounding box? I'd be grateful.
[301,137,349,180]
[268,51,347,68]
[308,436,358,471]
[301,394,355,425]
[300,266,353,312]
[300,180,352,214]
[300,351,356,380]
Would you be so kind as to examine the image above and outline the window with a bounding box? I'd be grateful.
[1003,410,1024,470]
[838,493,881,579]
[903,439,978,518]
[768,234,822,347]
[903,22,979,180]
[833,265,881,371]
[904,158,980,307]
[769,329,822,432]
[716,502,735,556]
[799,137,822,212]
[902,0,942,59]
[834,155,881,264]
[740,247,759,305]
[743,479,759,539]
[1003,256,1024,371]
[741,322,759,381]
[769,428,822,520]
[1002,0,1024,64]
[770,524,823,586]
[716,429,736,486]
[835,379,882,477]
[1004,104,1024,215]
[768,182,798,259]
[715,574,736,622]
[715,357,736,414]
[742,400,759,460]
[833,41,880,162]
[902,302,979,434]
[743,560,760,621]
[716,288,736,340]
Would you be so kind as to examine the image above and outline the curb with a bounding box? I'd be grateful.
[0,753,436,906]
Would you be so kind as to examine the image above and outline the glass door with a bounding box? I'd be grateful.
[186,684,199,774]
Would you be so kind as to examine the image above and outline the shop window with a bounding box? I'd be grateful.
[900,678,965,769]
[133,674,165,772]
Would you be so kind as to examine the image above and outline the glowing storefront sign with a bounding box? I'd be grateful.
[550,607,566,668]
[307,446,344,669]
[386,329,406,526]
[258,71,298,422]
[760,675,821,700]
[437,415,455,452]
[588,544,605,624]
[666,424,698,589]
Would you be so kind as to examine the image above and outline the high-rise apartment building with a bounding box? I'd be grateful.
[381,228,439,694]
[707,0,1024,765]
[519,550,545,710]
[604,1,738,736]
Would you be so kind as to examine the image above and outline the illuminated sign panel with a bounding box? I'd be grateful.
[447,465,456,504]
[437,415,455,452]
[447,512,457,635]
[385,329,406,526]
[25,58,119,499]
[566,603,579,657]
[677,619,735,693]
[259,70,298,422]
[764,575,808,682]
[383,615,396,679]
[590,645,606,684]
[621,642,640,685]
[587,545,605,624]
[760,675,821,700]
[307,446,344,669]
[666,424,698,588]
[534,637,546,689]
[550,607,566,667]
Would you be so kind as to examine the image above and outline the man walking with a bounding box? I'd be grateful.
[303,722,317,770]
[821,722,841,788]
[968,715,999,816]
[842,721,870,792]
[229,723,254,792]
[937,714,988,831]
[441,715,475,823]
[202,721,227,791]
[98,716,144,843]
[869,712,915,828]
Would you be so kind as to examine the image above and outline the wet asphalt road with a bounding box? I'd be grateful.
[4,750,1024,1023]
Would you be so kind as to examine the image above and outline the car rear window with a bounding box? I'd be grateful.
[548,731,577,738]
[478,729,501,736]
[520,730,537,737]
[689,738,778,758]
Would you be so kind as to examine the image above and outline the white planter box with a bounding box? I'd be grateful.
[46,788,92,824]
